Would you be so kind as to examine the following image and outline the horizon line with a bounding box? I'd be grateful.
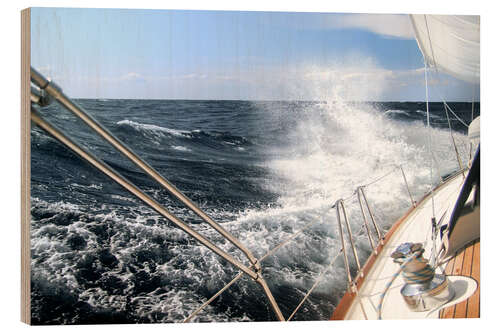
[72,97,480,103]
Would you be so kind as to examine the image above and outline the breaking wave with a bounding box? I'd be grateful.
[30,98,476,324]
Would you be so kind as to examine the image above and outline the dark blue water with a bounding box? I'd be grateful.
[30,99,478,324]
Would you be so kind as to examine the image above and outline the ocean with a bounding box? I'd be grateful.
[30,99,478,324]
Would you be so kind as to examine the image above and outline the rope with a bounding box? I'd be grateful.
[400,255,436,284]
[287,224,368,320]
[402,267,435,283]
[423,59,442,269]
[377,254,436,319]
[183,217,321,322]
[287,250,344,321]
[330,165,404,209]
[363,166,400,187]
[443,101,469,128]
[376,252,418,320]
[260,219,320,262]
[183,272,244,322]
[420,17,468,267]
[184,166,410,322]
[184,19,473,318]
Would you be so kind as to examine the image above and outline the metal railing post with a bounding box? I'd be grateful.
[335,200,353,291]
[358,186,383,244]
[30,67,260,269]
[356,187,376,253]
[400,165,416,207]
[335,198,363,291]
[256,276,285,321]
[30,109,258,279]
[31,108,285,321]
[339,200,362,276]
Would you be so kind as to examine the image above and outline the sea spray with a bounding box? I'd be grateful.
[30,98,475,323]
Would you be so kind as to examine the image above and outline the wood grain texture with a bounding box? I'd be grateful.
[454,243,473,318]
[467,240,480,318]
[439,254,456,318]
[440,239,480,319]
[440,253,458,319]
[21,7,31,325]
[331,172,464,320]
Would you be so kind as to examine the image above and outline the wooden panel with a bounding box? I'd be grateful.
[440,239,480,319]
[454,243,474,318]
[332,174,464,320]
[452,247,465,275]
[440,252,458,319]
[467,240,480,318]
[439,254,457,318]
[444,256,456,275]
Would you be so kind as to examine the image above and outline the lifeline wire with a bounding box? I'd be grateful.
[288,223,370,321]
[376,252,419,320]
[185,165,404,322]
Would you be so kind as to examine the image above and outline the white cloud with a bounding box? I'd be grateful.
[177,73,208,80]
[52,58,441,101]
[325,14,415,39]
[120,72,143,80]
[207,56,426,101]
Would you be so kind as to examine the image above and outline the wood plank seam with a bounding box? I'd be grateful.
[440,239,480,319]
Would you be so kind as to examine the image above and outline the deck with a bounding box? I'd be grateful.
[439,239,480,318]
[334,173,466,320]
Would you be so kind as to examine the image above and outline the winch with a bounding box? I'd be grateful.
[391,242,454,311]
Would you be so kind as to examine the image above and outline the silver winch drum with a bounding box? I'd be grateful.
[392,242,455,312]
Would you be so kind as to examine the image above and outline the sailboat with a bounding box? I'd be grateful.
[332,14,480,320]
[24,11,479,323]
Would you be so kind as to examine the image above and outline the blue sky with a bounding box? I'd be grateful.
[31,7,479,101]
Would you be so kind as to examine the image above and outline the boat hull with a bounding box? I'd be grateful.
[332,171,477,320]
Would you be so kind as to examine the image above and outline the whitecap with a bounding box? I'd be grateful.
[117,119,191,137]
[171,145,192,152]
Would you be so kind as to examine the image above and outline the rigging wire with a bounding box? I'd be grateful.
[287,249,344,321]
[424,61,437,221]
[423,15,446,267]
[184,165,408,322]
[183,217,319,322]
[443,101,469,128]
[287,223,370,321]
[363,166,400,187]
[444,103,465,176]
[471,89,475,122]
[421,15,471,129]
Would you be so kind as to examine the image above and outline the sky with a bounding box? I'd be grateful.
[31,7,480,101]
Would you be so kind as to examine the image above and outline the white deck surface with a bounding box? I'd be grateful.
[344,174,466,320]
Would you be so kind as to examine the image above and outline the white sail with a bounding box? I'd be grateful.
[410,15,480,84]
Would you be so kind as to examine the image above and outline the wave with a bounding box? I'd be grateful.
[117,119,191,137]
[415,109,440,118]
[252,99,468,249]
[171,145,192,152]
[30,100,472,324]
[30,195,273,324]
[384,109,410,116]
[116,119,251,147]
